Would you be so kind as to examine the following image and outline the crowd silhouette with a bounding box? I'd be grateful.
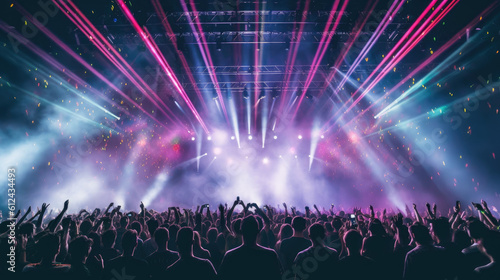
[1,198,499,279]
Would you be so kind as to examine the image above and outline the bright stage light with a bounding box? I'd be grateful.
[295,155,298,159]
[321,135,325,139]
[348,132,358,143]
[191,137,195,141]
[273,135,278,139]
[248,135,253,140]
[213,147,222,155]
[207,136,212,141]
[231,136,235,140]
[263,157,269,164]
[298,135,303,139]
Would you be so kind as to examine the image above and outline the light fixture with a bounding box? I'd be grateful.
[272,88,279,99]
[258,89,266,100]
[216,34,223,51]
[243,87,250,99]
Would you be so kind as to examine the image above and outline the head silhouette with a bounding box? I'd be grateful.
[410,223,433,245]
[69,236,93,263]
[291,216,307,234]
[241,215,260,244]
[154,227,169,249]
[344,230,362,256]
[122,229,138,255]
[102,229,117,249]
[176,227,194,256]
[430,217,451,243]
[309,223,326,245]
[37,233,60,261]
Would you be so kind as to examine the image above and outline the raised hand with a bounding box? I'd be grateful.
[233,198,240,207]
[454,201,461,214]
[41,203,50,212]
[413,203,417,210]
[481,200,488,209]
[63,200,69,211]
[472,202,484,211]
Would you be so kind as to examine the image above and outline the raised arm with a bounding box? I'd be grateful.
[426,203,436,220]
[413,203,423,224]
[48,200,69,233]
[473,201,499,228]
[313,204,321,217]
[16,206,32,228]
[27,208,41,223]
[218,204,230,235]
[35,203,50,232]
[253,203,271,230]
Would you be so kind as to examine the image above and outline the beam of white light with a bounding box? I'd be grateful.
[309,120,321,171]
[228,94,241,148]
[196,127,202,172]
[246,97,252,135]
[141,172,168,206]
[261,91,269,148]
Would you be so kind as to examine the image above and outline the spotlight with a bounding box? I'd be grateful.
[272,88,279,99]
[295,155,298,159]
[321,135,324,139]
[216,34,223,51]
[243,87,250,99]
[298,135,303,139]
[283,36,291,51]
[212,90,218,100]
[207,136,212,141]
[258,89,266,100]
[296,88,302,97]
[248,135,253,140]
[213,147,222,155]
[262,157,269,164]
[273,135,277,139]
[231,136,235,140]
[191,137,195,141]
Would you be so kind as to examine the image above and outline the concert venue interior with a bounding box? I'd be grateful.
[1,0,499,212]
